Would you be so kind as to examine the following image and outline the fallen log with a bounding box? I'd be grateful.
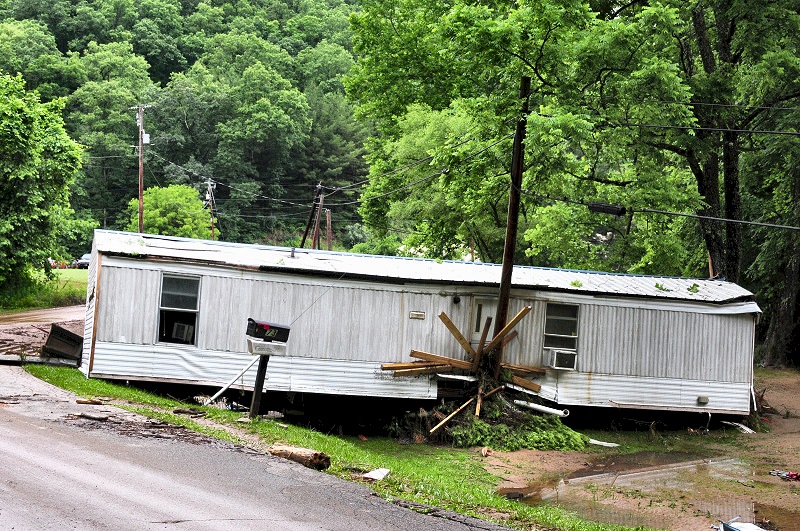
[268,443,331,470]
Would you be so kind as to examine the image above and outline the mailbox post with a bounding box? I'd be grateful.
[245,318,290,420]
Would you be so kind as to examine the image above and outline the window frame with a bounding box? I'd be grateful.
[157,273,201,346]
[543,302,579,352]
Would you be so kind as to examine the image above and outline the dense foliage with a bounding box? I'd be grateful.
[347,0,800,365]
[0,0,369,250]
[2,0,799,364]
[0,74,82,294]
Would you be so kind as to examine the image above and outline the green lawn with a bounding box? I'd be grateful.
[24,364,646,531]
[0,268,88,312]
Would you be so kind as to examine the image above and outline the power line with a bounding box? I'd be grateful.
[616,122,800,136]
[515,185,800,232]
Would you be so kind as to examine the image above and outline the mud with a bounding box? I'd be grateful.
[485,370,800,530]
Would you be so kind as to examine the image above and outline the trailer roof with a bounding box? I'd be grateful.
[94,230,757,305]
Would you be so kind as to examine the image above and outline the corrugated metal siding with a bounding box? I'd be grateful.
[536,371,751,413]
[96,266,160,344]
[580,304,755,382]
[194,271,474,363]
[89,341,436,399]
[497,299,547,367]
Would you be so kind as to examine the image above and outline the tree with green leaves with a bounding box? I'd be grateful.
[0,74,82,291]
[125,184,214,239]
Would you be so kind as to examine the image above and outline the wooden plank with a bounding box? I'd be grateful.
[410,350,472,370]
[504,364,547,376]
[430,397,476,434]
[511,375,542,393]
[499,330,518,348]
[392,365,452,377]
[438,312,477,360]
[484,385,504,399]
[381,361,442,371]
[473,316,493,371]
[483,306,532,354]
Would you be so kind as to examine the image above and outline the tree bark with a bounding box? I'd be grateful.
[268,443,331,470]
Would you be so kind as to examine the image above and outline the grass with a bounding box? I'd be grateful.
[0,269,88,313]
[24,364,646,531]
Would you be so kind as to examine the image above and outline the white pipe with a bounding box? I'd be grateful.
[513,399,569,417]
[203,356,260,406]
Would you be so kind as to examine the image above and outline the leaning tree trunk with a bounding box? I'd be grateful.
[761,167,800,367]
[761,247,800,367]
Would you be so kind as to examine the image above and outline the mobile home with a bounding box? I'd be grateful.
[82,230,761,414]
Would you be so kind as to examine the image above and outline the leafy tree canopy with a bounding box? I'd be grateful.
[125,184,214,239]
[0,74,82,289]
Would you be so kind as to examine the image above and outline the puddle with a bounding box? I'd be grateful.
[500,452,800,530]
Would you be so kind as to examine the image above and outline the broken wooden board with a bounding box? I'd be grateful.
[410,350,472,370]
[503,364,546,376]
[510,375,542,393]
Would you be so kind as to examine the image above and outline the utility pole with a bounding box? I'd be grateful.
[132,104,151,233]
[205,178,217,240]
[492,76,531,377]
[137,104,144,233]
[325,208,332,251]
[312,194,324,250]
[300,184,322,248]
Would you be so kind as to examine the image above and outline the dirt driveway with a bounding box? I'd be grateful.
[3,305,799,530]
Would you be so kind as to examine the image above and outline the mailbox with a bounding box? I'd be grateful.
[246,318,290,343]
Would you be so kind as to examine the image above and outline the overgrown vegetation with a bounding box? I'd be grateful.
[24,365,643,531]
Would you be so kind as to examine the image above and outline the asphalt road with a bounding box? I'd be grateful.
[0,365,510,531]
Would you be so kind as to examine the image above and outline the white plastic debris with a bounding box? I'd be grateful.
[362,468,391,481]
[720,421,755,434]
[588,438,620,447]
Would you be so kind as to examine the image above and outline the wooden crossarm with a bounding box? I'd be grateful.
[511,375,542,393]
[483,306,532,353]
[438,312,478,360]
[410,350,473,370]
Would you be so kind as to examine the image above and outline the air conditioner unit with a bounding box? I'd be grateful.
[172,322,194,342]
[547,349,577,371]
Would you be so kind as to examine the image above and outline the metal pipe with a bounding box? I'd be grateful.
[204,356,260,406]
[513,399,569,417]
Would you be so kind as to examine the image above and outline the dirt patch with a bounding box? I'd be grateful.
[482,370,800,530]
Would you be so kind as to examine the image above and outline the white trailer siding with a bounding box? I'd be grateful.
[82,231,760,412]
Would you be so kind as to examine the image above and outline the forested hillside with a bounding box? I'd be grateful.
[0,0,367,248]
[1,0,798,365]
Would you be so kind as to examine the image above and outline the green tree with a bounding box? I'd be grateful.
[348,0,800,277]
[0,74,82,290]
[125,184,214,238]
[66,41,155,228]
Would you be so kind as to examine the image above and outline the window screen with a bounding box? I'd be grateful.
[161,276,200,310]
[543,303,578,350]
